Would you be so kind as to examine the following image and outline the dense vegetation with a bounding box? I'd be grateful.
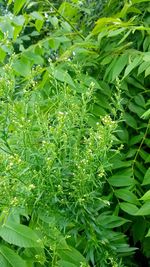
[0,0,150,266]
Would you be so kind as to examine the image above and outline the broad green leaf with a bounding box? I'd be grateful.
[111,53,128,81]
[142,167,150,185]
[123,112,137,128]
[0,222,42,248]
[35,20,44,32]
[0,245,26,267]
[108,168,134,187]
[134,95,145,108]
[91,104,107,116]
[13,57,31,77]
[23,51,44,65]
[115,189,139,204]
[136,201,150,216]
[120,202,139,215]
[48,67,75,88]
[140,190,150,201]
[123,56,142,78]
[58,2,79,20]
[14,0,26,15]
[128,102,145,117]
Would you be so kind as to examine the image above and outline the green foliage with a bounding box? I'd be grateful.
[0,0,150,266]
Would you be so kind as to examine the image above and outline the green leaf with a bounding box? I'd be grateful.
[14,0,26,15]
[30,11,43,21]
[108,168,134,187]
[138,61,150,75]
[129,133,144,145]
[128,102,145,117]
[136,201,150,216]
[123,112,137,128]
[142,167,150,185]
[13,57,31,77]
[58,246,87,266]
[140,190,150,201]
[0,245,26,267]
[0,222,42,248]
[111,53,128,81]
[145,66,150,77]
[141,109,150,119]
[0,47,6,63]
[132,0,150,3]
[48,67,75,88]
[115,189,139,204]
[120,202,139,215]
[92,17,121,35]
[123,56,142,78]
[98,214,129,228]
[134,95,145,108]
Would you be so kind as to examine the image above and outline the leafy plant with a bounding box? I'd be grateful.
[0,0,150,266]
